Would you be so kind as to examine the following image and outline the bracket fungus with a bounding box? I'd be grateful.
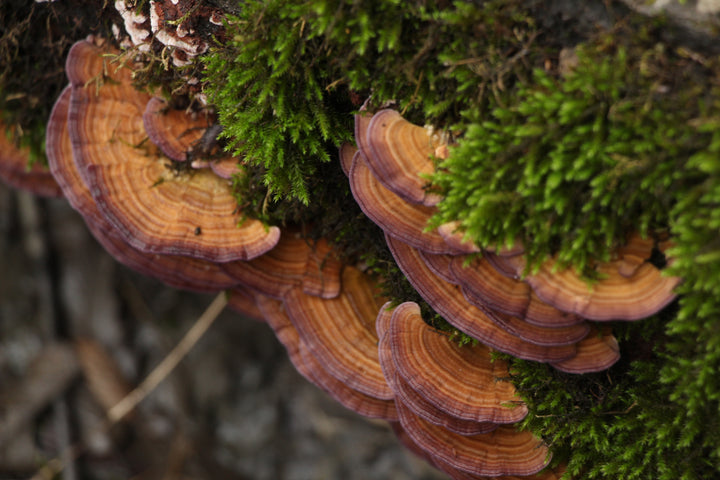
[501,235,680,321]
[221,231,343,300]
[0,119,62,198]
[448,254,584,329]
[259,291,397,421]
[396,400,550,478]
[349,150,460,254]
[283,267,392,401]
[385,233,577,364]
[387,302,528,425]
[550,327,621,374]
[47,85,240,292]
[65,40,279,263]
[376,303,495,435]
[363,109,444,207]
[143,96,215,163]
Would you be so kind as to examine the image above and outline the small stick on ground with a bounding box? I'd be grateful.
[107,291,228,423]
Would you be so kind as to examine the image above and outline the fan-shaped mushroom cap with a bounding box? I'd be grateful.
[283,266,393,400]
[377,304,494,435]
[416,250,458,284]
[227,288,265,321]
[256,294,319,384]
[385,234,576,363]
[436,221,482,254]
[65,40,279,263]
[339,143,358,177]
[503,240,680,321]
[365,109,443,206]
[396,400,551,477]
[208,157,241,179]
[259,294,397,420]
[222,231,342,300]
[349,150,460,254]
[391,422,565,480]
[615,232,655,277]
[450,254,584,329]
[551,327,620,374]
[143,96,213,162]
[0,120,62,197]
[388,302,528,425]
[47,85,240,292]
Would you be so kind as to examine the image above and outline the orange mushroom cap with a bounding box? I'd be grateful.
[143,96,213,162]
[396,400,551,477]
[388,302,528,425]
[449,254,584,329]
[338,142,358,177]
[0,119,62,197]
[222,231,343,300]
[283,266,393,400]
[376,303,494,435]
[349,150,461,254]
[550,327,621,374]
[391,422,565,480]
[502,238,680,321]
[47,85,240,292]
[65,40,279,262]
[385,234,576,363]
[258,294,397,420]
[364,109,443,206]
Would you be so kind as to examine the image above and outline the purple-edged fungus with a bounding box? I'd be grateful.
[388,302,527,425]
[437,221,525,257]
[385,234,576,364]
[416,250,458,284]
[396,400,551,477]
[376,304,493,435]
[283,266,393,400]
[436,221,482,254]
[0,119,62,197]
[222,231,342,300]
[227,288,265,321]
[551,327,621,374]
[66,40,279,263]
[47,86,240,292]
[143,96,214,162]
[349,150,460,254]
[338,143,358,177]
[449,255,586,330]
[364,109,443,206]
[503,236,680,321]
[391,422,566,480]
[258,294,397,421]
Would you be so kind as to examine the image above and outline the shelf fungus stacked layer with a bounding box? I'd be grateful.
[338,106,683,477]
[0,119,63,198]
[349,107,681,374]
[36,38,682,480]
[46,38,280,296]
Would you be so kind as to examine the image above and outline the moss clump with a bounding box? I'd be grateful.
[203,0,540,205]
[430,29,717,275]
[507,306,720,480]
[203,0,355,205]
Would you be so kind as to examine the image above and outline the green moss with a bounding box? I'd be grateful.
[203,0,355,204]
[430,30,716,274]
[203,0,541,205]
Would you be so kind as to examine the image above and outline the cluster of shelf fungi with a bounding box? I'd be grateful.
[0,38,680,480]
